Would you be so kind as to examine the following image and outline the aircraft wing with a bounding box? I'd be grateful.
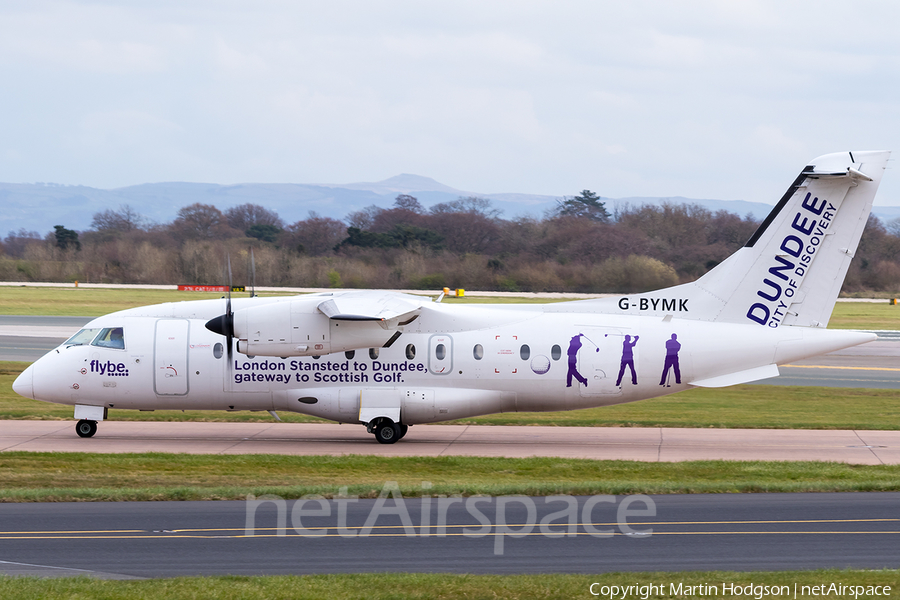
[316,291,423,325]
[227,290,427,357]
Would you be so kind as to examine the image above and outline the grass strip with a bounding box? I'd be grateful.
[2,453,900,502]
[830,301,900,330]
[0,286,549,316]
[0,285,898,328]
[4,361,899,429]
[459,384,900,429]
[0,287,227,316]
[0,570,898,599]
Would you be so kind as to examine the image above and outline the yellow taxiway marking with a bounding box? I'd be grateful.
[783,364,900,372]
[3,530,899,540]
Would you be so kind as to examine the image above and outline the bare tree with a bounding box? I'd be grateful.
[346,205,384,230]
[2,229,42,258]
[285,212,348,255]
[394,194,425,213]
[371,195,429,233]
[430,196,501,219]
[225,204,284,233]
[886,217,900,238]
[90,205,145,233]
[171,203,239,241]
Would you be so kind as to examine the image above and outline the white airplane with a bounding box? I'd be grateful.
[12,151,890,443]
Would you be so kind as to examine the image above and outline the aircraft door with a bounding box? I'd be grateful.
[428,334,452,375]
[154,319,190,396]
[574,329,626,396]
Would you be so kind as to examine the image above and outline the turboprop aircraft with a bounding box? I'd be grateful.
[12,151,891,443]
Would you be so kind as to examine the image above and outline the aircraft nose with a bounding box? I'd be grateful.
[12,364,34,399]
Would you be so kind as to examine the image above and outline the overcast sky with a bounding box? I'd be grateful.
[1,1,899,205]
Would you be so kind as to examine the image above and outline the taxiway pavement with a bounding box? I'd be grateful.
[2,420,898,464]
[0,315,91,361]
[1,493,898,577]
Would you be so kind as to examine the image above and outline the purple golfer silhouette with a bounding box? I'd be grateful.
[659,333,682,386]
[615,335,639,386]
[565,334,589,388]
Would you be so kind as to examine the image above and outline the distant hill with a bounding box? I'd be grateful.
[2,176,898,236]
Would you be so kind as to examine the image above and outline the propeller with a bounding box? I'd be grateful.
[205,256,235,388]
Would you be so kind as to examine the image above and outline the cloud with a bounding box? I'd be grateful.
[749,125,805,157]
[0,0,897,204]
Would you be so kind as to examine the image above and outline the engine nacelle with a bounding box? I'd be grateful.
[232,297,399,357]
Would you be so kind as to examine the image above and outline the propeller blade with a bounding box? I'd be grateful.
[225,255,234,363]
[226,255,233,322]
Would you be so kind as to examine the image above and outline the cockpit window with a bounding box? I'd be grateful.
[91,327,125,350]
[64,328,101,347]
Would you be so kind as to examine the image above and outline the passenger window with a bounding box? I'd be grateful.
[345,350,355,360]
[520,344,530,360]
[369,348,379,360]
[405,344,416,360]
[92,327,125,350]
[551,344,562,361]
[213,343,224,359]
[473,344,484,360]
[65,328,100,347]
[435,343,446,360]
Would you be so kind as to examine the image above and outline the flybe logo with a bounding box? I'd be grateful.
[90,359,130,377]
[747,193,836,328]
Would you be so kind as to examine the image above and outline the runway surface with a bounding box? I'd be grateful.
[2,420,899,464]
[1,493,898,577]
[2,316,898,388]
[0,315,90,361]
[754,338,900,388]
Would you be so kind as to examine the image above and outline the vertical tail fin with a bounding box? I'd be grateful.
[556,150,890,326]
[691,150,890,327]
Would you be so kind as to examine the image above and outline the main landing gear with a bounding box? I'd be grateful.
[367,417,409,444]
[76,419,98,438]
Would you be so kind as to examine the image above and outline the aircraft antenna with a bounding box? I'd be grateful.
[249,248,256,298]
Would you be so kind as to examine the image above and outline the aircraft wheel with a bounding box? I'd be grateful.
[374,420,401,444]
[76,419,97,438]
[398,424,409,439]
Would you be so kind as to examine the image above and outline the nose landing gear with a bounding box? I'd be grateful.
[74,405,106,438]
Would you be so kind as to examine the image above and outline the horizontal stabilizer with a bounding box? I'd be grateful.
[689,364,779,388]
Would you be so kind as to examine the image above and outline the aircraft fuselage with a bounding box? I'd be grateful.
[20,297,871,424]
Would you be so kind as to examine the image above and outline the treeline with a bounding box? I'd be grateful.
[1,192,899,294]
